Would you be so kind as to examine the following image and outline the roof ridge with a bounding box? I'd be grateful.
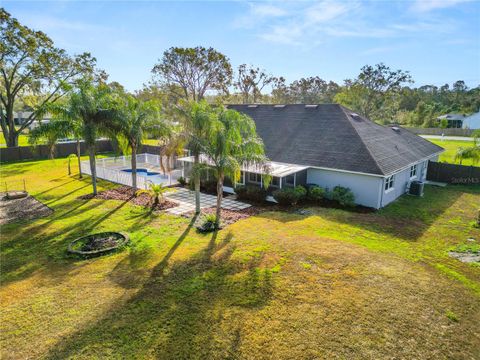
[338,105,385,175]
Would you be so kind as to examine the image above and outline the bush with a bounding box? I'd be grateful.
[331,186,355,207]
[234,185,248,199]
[177,176,187,186]
[235,185,266,203]
[308,185,326,202]
[197,213,218,233]
[201,179,217,194]
[294,185,307,200]
[273,186,306,206]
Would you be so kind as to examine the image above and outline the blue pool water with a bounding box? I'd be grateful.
[122,168,160,176]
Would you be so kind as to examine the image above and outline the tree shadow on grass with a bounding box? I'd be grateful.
[255,185,473,242]
[44,229,273,359]
[0,197,134,286]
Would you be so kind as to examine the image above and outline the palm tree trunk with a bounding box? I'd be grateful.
[215,172,224,228]
[88,145,97,195]
[76,139,83,178]
[49,143,55,159]
[194,153,201,214]
[131,145,137,192]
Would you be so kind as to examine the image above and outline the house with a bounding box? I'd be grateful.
[437,113,465,128]
[13,111,51,129]
[463,111,480,129]
[178,104,444,209]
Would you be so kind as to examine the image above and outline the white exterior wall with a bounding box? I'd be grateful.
[306,168,383,208]
[380,158,433,207]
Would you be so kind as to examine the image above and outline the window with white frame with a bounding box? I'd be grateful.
[410,164,417,178]
[285,174,295,186]
[270,176,280,188]
[248,172,261,184]
[235,171,245,185]
[385,175,394,191]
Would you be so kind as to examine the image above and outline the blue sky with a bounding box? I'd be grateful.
[4,0,480,92]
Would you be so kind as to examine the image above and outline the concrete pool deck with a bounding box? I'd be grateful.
[165,188,251,215]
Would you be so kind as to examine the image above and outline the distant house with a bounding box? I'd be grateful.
[13,111,51,129]
[437,113,465,128]
[463,111,480,129]
[178,104,444,209]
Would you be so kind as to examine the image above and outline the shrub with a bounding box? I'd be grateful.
[234,185,248,199]
[197,213,218,233]
[331,186,355,207]
[235,185,266,203]
[201,179,217,194]
[273,186,306,206]
[308,185,326,202]
[177,176,187,186]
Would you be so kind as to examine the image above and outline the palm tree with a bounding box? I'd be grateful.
[67,154,77,175]
[51,80,117,195]
[202,106,269,227]
[137,182,169,208]
[28,116,84,177]
[175,100,217,214]
[114,95,170,191]
[454,146,480,165]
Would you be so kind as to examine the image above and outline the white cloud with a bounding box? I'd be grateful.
[251,3,288,17]
[235,0,464,46]
[410,0,471,12]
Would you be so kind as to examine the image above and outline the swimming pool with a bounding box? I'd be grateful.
[122,168,160,176]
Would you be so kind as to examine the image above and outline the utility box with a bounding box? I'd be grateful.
[409,180,424,196]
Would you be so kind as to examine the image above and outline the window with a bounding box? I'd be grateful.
[385,175,394,191]
[248,172,261,184]
[410,164,417,178]
[285,174,295,186]
[236,171,245,185]
[270,177,280,188]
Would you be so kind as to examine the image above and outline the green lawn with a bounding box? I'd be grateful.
[0,132,30,147]
[429,138,479,166]
[1,157,479,359]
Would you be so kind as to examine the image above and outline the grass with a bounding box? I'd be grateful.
[0,131,30,147]
[1,157,479,359]
[429,138,479,166]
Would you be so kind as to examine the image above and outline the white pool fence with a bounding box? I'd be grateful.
[80,153,183,189]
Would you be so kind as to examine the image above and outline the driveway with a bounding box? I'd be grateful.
[165,188,250,215]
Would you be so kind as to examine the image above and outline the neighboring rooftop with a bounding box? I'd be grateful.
[463,111,480,129]
[437,114,466,120]
[227,104,444,176]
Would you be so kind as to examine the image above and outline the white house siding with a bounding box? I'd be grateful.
[380,158,434,207]
[306,168,383,208]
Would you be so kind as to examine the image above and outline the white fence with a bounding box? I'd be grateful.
[80,153,182,189]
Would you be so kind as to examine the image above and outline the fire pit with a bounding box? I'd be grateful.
[67,232,129,257]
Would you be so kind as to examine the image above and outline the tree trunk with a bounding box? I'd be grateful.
[7,130,18,147]
[88,145,98,195]
[49,143,55,159]
[76,139,83,178]
[3,106,19,147]
[215,172,224,228]
[68,158,72,175]
[131,145,137,192]
[194,153,201,214]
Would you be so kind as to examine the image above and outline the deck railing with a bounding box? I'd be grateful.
[80,154,182,189]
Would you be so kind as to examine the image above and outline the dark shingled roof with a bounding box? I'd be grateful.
[227,104,444,176]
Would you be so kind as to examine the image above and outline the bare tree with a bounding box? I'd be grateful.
[234,64,276,103]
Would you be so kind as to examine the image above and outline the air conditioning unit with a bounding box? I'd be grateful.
[409,180,424,196]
